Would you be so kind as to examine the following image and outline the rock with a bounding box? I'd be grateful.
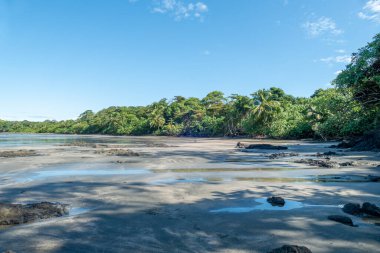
[268,245,312,253]
[362,202,380,217]
[294,159,337,168]
[327,215,354,226]
[268,152,299,159]
[95,149,140,156]
[367,175,380,182]
[330,140,357,149]
[245,144,288,150]
[342,203,362,215]
[236,142,246,148]
[351,129,380,151]
[0,202,69,226]
[0,150,38,158]
[267,196,285,207]
[339,161,355,167]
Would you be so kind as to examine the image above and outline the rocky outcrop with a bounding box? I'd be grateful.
[341,202,380,217]
[330,129,380,151]
[342,203,362,215]
[362,202,380,217]
[268,245,312,253]
[0,150,38,158]
[294,159,337,168]
[268,152,299,159]
[267,196,285,207]
[327,215,354,226]
[0,202,69,225]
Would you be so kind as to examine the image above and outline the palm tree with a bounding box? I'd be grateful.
[251,89,280,123]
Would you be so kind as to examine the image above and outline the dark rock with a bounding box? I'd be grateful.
[342,203,362,215]
[0,202,69,226]
[294,159,337,168]
[362,202,380,217]
[351,129,380,151]
[268,152,299,159]
[339,161,355,167]
[327,215,354,226]
[236,142,246,148]
[367,175,380,182]
[245,144,288,150]
[330,140,357,149]
[268,245,312,253]
[267,196,285,207]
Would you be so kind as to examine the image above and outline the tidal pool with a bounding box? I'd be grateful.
[11,163,151,183]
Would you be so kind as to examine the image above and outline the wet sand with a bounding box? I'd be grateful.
[0,135,379,252]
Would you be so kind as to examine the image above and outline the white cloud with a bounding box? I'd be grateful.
[358,0,380,23]
[303,16,343,37]
[320,55,351,64]
[152,0,208,21]
[334,70,343,75]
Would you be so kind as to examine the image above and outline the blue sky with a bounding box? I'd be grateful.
[0,0,379,121]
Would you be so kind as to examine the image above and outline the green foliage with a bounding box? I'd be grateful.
[0,86,375,140]
[333,33,380,108]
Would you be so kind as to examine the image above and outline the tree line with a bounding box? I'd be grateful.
[1,34,379,140]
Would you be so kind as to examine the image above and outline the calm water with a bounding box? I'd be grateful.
[210,198,341,213]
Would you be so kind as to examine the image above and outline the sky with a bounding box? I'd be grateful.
[0,0,379,121]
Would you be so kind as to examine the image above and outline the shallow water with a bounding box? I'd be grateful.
[17,169,150,182]
[8,163,151,183]
[69,207,93,216]
[210,198,341,213]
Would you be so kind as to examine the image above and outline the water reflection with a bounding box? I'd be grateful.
[210,198,340,213]
[16,166,150,183]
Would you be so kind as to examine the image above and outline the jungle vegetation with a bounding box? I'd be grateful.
[1,34,379,141]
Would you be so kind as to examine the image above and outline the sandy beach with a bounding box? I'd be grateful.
[0,134,379,253]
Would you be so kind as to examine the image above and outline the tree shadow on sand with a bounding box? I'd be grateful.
[0,180,379,253]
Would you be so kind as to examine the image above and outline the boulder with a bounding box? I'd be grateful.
[339,161,355,167]
[0,202,69,226]
[327,215,354,226]
[236,142,246,148]
[267,196,285,207]
[268,245,312,253]
[342,203,361,215]
[362,202,380,217]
